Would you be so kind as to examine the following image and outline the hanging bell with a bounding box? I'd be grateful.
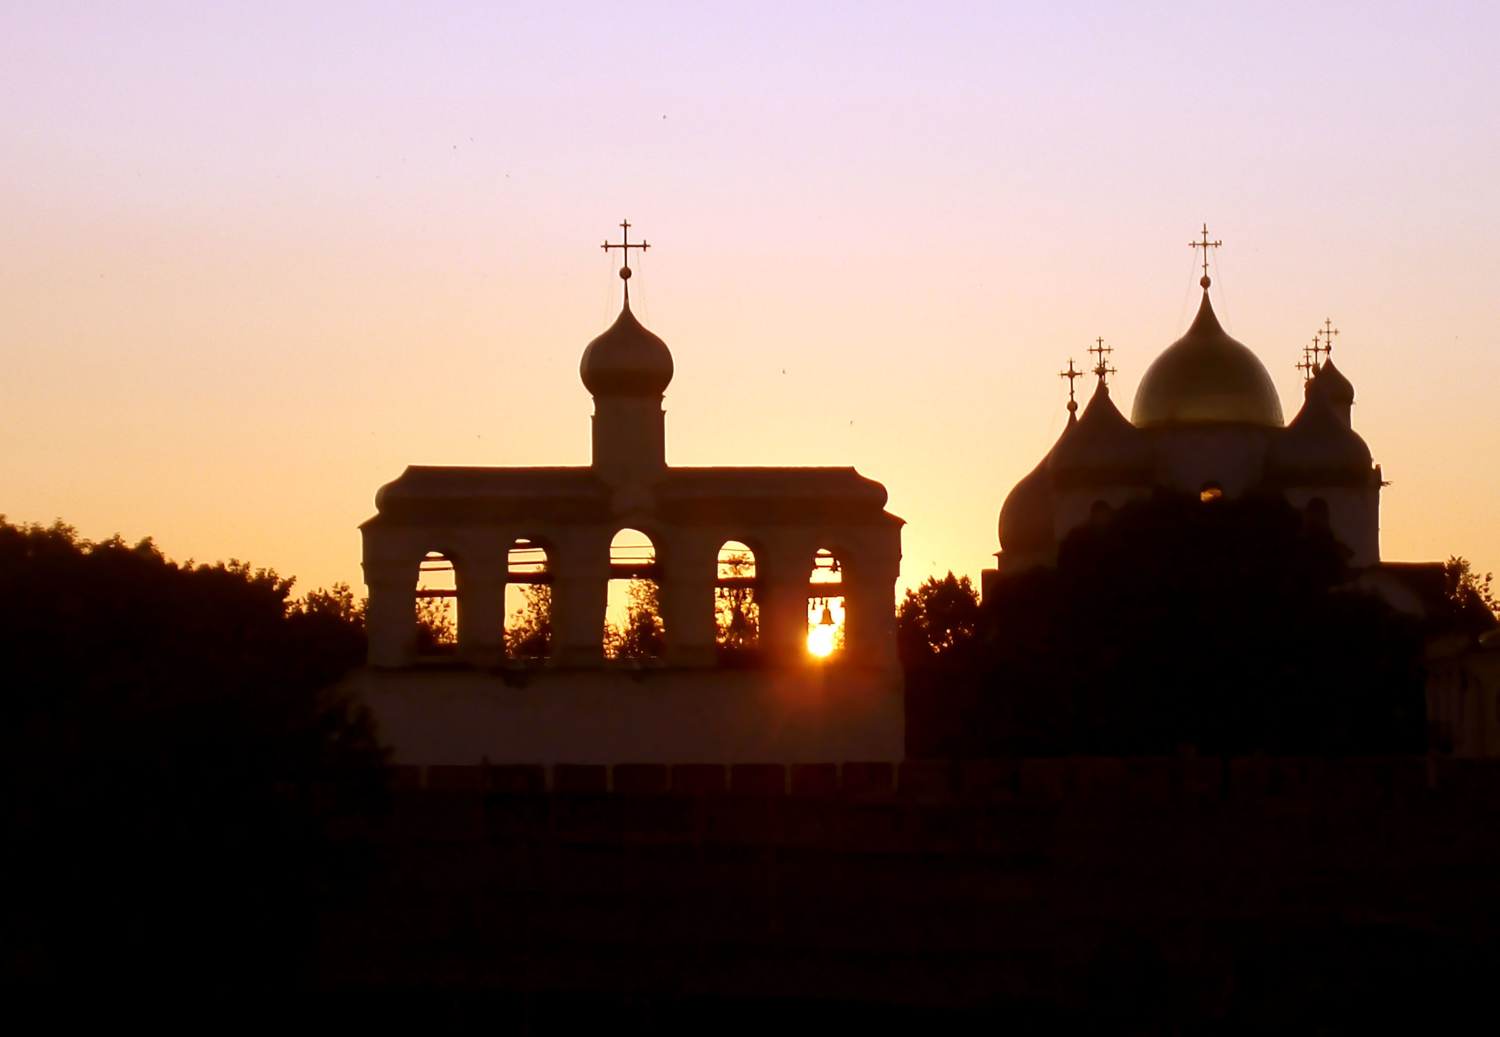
[819,604,835,627]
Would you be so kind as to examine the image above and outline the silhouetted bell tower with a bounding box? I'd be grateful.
[578,221,673,485]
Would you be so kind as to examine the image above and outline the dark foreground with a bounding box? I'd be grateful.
[298,757,1499,1032]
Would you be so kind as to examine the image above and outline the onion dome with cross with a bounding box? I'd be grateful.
[1130,226,1284,428]
[579,220,674,398]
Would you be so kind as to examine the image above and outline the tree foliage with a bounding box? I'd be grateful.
[414,595,457,653]
[506,584,553,659]
[897,572,981,664]
[905,493,1426,758]
[0,518,388,990]
[715,552,759,654]
[1441,555,1499,635]
[605,578,666,660]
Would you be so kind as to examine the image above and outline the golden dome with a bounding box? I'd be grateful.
[1130,292,1284,428]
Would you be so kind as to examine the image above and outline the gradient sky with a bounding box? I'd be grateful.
[3,2,1497,598]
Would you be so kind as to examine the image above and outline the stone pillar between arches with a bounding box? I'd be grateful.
[550,540,609,667]
[365,558,419,669]
[457,557,507,668]
[761,570,811,666]
[661,574,717,668]
[842,567,899,667]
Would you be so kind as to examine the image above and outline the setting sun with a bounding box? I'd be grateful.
[807,624,836,657]
[806,593,845,658]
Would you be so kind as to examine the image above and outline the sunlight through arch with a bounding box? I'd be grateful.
[715,541,759,656]
[806,548,845,659]
[414,551,458,657]
[606,528,664,660]
[504,539,551,660]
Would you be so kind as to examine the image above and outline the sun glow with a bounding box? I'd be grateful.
[805,590,844,659]
[807,623,837,657]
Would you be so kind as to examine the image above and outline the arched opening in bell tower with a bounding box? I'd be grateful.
[715,541,760,658]
[806,548,846,659]
[504,539,551,660]
[414,551,458,657]
[605,528,665,660]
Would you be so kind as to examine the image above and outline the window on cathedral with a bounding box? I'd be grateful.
[415,552,458,656]
[505,539,551,660]
[807,548,845,659]
[605,528,665,660]
[1200,483,1223,503]
[715,541,760,657]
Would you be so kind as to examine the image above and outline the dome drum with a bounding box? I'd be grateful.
[1264,464,1378,490]
[1051,464,1154,491]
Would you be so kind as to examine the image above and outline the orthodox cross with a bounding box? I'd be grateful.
[1296,343,1317,386]
[1059,358,1083,415]
[601,219,650,302]
[1189,223,1222,288]
[1089,337,1116,386]
[1315,318,1338,363]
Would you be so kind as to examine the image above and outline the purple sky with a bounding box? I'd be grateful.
[2,2,1497,594]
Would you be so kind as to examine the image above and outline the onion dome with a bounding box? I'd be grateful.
[1131,291,1284,428]
[579,299,674,397]
[999,414,1073,554]
[998,458,1054,554]
[1308,357,1354,425]
[1052,381,1153,487]
[1268,377,1372,486]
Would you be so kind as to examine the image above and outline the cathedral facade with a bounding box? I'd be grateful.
[993,284,1383,582]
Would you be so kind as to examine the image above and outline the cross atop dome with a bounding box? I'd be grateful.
[1297,342,1318,387]
[581,223,673,404]
[602,219,650,303]
[1059,358,1083,415]
[1089,337,1116,386]
[1315,318,1339,365]
[1190,223,1222,289]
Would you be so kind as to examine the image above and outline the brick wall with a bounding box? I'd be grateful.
[393,755,1478,805]
[313,756,1500,1026]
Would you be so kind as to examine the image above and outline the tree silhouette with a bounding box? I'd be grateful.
[605,578,666,660]
[907,492,1426,758]
[897,571,981,664]
[506,584,553,659]
[716,551,759,656]
[0,518,388,990]
[1441,555,1498,635]
[414,594,457,653]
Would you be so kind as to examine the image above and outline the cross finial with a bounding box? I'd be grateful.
[1088,337,1116,386]
[1296,343,1317,387]
[601,219,650,303]
[1059,358,1083,416]
[1315,318,1339,363]
[1189,223,1222,289]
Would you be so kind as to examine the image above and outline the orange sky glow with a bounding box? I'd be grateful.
[2,3,1497,599]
